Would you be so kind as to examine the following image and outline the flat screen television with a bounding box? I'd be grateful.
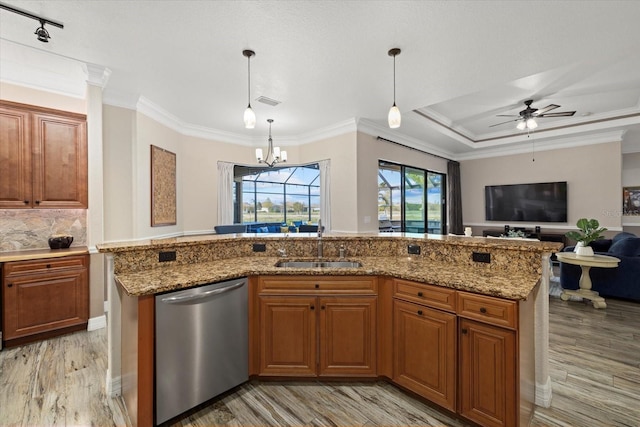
[485,181,567,222]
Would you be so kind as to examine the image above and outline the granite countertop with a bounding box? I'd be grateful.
[97,232,564,253]
[114,255,540,300]
[0,246,90,263]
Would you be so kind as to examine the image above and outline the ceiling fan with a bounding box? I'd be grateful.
[490,99,576,130]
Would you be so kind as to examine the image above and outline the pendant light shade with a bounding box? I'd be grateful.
[388,48,401,129]
[388,104,401,129]
[244,105,256,128]
[243,49,256,129]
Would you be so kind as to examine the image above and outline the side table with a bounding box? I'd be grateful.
[555,252,620,308]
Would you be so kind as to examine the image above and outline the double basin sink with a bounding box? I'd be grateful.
[275,260,362,268]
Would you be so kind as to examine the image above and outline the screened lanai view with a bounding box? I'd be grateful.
[378,161,446,234]
[234,164,320,225]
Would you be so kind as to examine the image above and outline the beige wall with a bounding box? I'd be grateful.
[356,133,449,232]
[622,151,640,235]
[298,132,358,232]
[0,82,86,113]
[103,105,136,241]
[460,142,623,233]
[181,135,253,232]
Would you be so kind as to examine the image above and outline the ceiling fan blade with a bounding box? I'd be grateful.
[496,114,520,117]
[538,111,576,118]
[533,104,561,115]
[489,118,520,128]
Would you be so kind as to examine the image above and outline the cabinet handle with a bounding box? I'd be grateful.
[46,264,51,268]
[310,305,315,310]
[315,284,319,289]
[480,307,487,314]
[24,200,29,204]
[35,200,41,204]
[417,292,423,297]
[417,310,423,315]
[461,328,468,334]
[321,306,325,310]
[7,283,13,287]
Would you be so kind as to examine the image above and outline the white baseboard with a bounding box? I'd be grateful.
[535,376,553,408]
[87,314,106,331]
[106,369,122,397]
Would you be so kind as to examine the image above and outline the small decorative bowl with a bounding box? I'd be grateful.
[48,235,73,249]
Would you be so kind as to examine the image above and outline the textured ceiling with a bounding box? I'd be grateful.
[1,1,639,158]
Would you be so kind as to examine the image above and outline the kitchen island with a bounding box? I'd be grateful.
[98,233,561,427]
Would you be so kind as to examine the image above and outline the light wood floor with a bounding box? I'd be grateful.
[1,295,639,426]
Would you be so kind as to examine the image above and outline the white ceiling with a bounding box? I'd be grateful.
[1,0,640,159]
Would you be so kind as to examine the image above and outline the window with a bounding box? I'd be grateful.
[234,164,320,224]
[378,161,446,234]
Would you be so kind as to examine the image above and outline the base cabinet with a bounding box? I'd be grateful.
[257,276,377,377]
[459,318,517,427]
[259,296,317,376]
[393,299,456,411]
[2,254,89,346]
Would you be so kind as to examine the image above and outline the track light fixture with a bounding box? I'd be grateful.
[0,3,64,43]
[34,20,50,42]
[243,49,256,129]
[388,48,402,129]
[256,119,287,167]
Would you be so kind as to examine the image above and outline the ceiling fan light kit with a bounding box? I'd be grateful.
[388,48,402,129]
[491,99,576,131]
[243,49,256,129]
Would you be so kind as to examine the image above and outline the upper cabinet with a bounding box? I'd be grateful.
[0,101,88,209]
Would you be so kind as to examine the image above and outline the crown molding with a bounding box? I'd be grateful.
[84,63,112,89]
[297,118,358,145]
[455,130,625,161]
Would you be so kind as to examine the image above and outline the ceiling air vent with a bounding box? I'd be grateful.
[256,96,281,107]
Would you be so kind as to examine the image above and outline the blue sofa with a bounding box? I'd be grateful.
[560,232,640,301]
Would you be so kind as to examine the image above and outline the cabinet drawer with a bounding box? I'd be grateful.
[4,255,88,276]
[456,292,517,329]
[258,276,377,295]
[393,279,456,312]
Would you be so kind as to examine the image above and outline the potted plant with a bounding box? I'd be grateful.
[565,218,607,256]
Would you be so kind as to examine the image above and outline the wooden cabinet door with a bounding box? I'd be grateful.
[318,296,377,377]
[31,112,87,208]
[259,296,317,376]
[459,318,516,427]
[3,263,88,341]
[0,106,31,208]
[393,299,457,411]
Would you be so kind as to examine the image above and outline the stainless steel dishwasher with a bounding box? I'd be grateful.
[155,277,248,425]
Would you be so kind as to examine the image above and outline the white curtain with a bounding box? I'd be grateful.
[319,159,331,232]
[217,161,234,225]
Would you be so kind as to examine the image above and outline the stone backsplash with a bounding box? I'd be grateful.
[0,209,87,252]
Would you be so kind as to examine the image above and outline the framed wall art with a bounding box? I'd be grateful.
[151,145,177,226]
[623,186,640,215]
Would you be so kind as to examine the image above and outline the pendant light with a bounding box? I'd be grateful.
[256,119,287,167]
[388,48,402,129]
[243,49,256,129]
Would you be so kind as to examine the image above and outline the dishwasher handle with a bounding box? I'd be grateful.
[160,280,245,304]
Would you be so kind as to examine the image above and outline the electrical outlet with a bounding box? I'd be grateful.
[159,251,176,262]
[472,252,491,263]
[253,243,266,252]
[407,244,421,255]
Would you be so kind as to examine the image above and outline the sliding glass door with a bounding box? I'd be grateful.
[378,161,446,234]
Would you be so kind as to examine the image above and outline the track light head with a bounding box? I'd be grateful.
[34,20,50,42]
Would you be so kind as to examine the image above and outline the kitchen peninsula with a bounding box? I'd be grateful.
[98,233,561,427]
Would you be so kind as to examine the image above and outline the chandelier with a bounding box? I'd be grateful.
[256,119,287,167]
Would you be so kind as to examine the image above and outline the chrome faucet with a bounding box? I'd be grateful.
[317,219,323,258]
[339,244,345,259]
